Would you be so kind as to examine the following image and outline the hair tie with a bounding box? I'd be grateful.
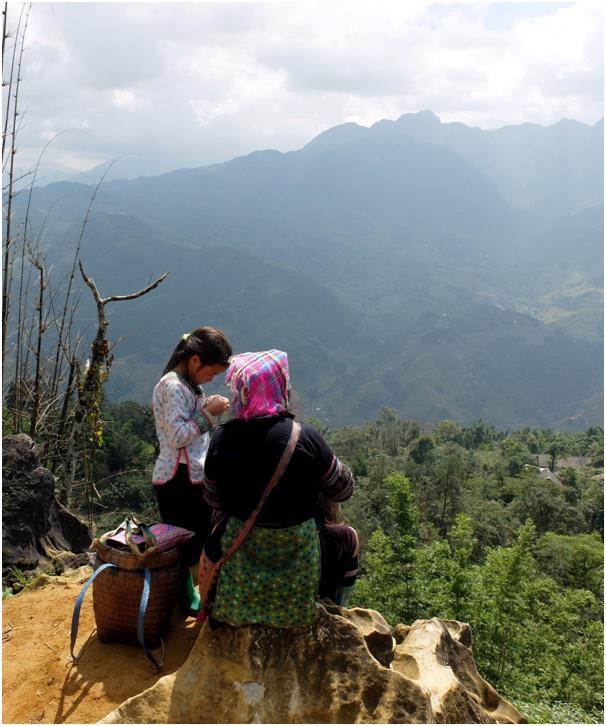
[182,333,190,342]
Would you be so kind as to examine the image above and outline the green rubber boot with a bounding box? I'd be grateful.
[177,570,201,616]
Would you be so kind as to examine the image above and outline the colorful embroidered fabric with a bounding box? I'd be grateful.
[211,517,320,627]
[225,350,290,420]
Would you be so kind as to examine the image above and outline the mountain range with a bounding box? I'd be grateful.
[16,111,604,429]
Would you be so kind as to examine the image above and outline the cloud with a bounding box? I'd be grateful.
[6,1,602,179]
[111,89,149,110]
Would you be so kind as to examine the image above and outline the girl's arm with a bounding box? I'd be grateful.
[160,377,214,449]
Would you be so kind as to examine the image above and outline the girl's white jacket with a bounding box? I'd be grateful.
[152,371,213,484]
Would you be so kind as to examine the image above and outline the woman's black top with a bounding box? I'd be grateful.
[203,413,354,527]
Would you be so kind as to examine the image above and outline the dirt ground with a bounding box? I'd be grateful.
[2,573,201,724]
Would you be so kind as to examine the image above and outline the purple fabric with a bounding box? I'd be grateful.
[225,350,290,420]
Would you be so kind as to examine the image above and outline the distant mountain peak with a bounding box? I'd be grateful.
[303,122,367,151]
[396,109,442,126]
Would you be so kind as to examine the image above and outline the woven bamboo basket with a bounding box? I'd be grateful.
[92,541,180,647]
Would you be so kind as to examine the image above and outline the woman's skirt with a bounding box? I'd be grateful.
[212,517,321,628]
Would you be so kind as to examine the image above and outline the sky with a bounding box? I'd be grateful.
[5,1,604,182]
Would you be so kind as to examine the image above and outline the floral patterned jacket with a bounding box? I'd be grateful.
[152,371,214,484]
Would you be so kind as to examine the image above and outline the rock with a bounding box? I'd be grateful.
[321,599,395,667]
[394,623,411,644]
[392,618,525,724]
[100,605,525,724]
[27,565,94,590]
[2,434,92,581]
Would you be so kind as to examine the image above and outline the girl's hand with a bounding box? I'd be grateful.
[203,395,230,416]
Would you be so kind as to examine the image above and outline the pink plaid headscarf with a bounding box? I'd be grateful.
[225,350,290,420]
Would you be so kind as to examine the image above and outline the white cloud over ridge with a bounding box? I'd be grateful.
[7,1,603,180]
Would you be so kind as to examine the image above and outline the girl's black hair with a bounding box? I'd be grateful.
[162,326,232,384]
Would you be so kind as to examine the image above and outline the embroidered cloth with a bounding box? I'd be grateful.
[212,517,320,627]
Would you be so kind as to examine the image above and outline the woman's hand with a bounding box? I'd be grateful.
[203,395,230,416]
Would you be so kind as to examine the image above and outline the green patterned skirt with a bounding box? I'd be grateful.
[212,517,321,628]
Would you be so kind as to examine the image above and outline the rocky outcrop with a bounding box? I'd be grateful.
[2,434,92,582]
[101,604,525,724]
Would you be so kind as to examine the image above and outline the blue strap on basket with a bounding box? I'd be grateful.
[137,567,164,670]
[70,563,164,670]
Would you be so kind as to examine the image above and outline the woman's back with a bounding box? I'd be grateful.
[204,413,341,526]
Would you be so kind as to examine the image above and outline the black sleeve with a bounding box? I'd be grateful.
[301,424,355,503]
[202,429,224,510]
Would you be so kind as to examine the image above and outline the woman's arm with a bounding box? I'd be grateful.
[305,424,355,502]
[320,454,354,502]
[202,434,225,511]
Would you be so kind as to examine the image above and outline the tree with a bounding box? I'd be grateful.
[446,513,476,618]
[408,434,435,465]
[499,436,534,476]
[353,473,420,624]
[510,477,585,535]
[535,532,603,597]
[465,498,517,555]
[546,432,568,471]
[432,420,463,446]
[415,443,466,537]
[461,419,496,449]
[60,262,167,510]
[469,519,538,688]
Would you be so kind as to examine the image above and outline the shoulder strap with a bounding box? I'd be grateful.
[222,420,301,562]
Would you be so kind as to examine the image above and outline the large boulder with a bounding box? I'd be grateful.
[2,434,92,580]
[101,604,525,724]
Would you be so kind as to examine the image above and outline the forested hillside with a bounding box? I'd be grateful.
[89,401,604,724]
[14,112,603,429]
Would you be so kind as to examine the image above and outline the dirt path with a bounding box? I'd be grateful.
[2,575,201,724]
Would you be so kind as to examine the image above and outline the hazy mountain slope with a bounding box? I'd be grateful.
[17,112,603,428]
[42,211,367,410]
[307,110,603,217]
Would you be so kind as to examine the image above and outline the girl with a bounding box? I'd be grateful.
[152,326,232,615]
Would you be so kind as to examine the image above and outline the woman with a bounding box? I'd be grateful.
[202,349,358,627]
[152,326,232,615]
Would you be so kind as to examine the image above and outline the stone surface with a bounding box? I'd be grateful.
[27,564,94,590]
[392,618,524,724]
[101,605,526,724]
[2,434,92,581]
[321,599,395,668]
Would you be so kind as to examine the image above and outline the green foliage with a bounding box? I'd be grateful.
[535,532,603,596]
[414,443,466,536]
[513,699,603,725]
[86,401,159,530]
[408,434,435,465]
[74,401,604,719]
[499,436,535,476]
[351,529,407,623]
[345,414,604,717]
[352,473,419,623]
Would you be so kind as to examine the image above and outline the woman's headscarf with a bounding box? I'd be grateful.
[225,350,290,420]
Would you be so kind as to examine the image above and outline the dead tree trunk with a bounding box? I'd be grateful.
[59,262,168,507]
